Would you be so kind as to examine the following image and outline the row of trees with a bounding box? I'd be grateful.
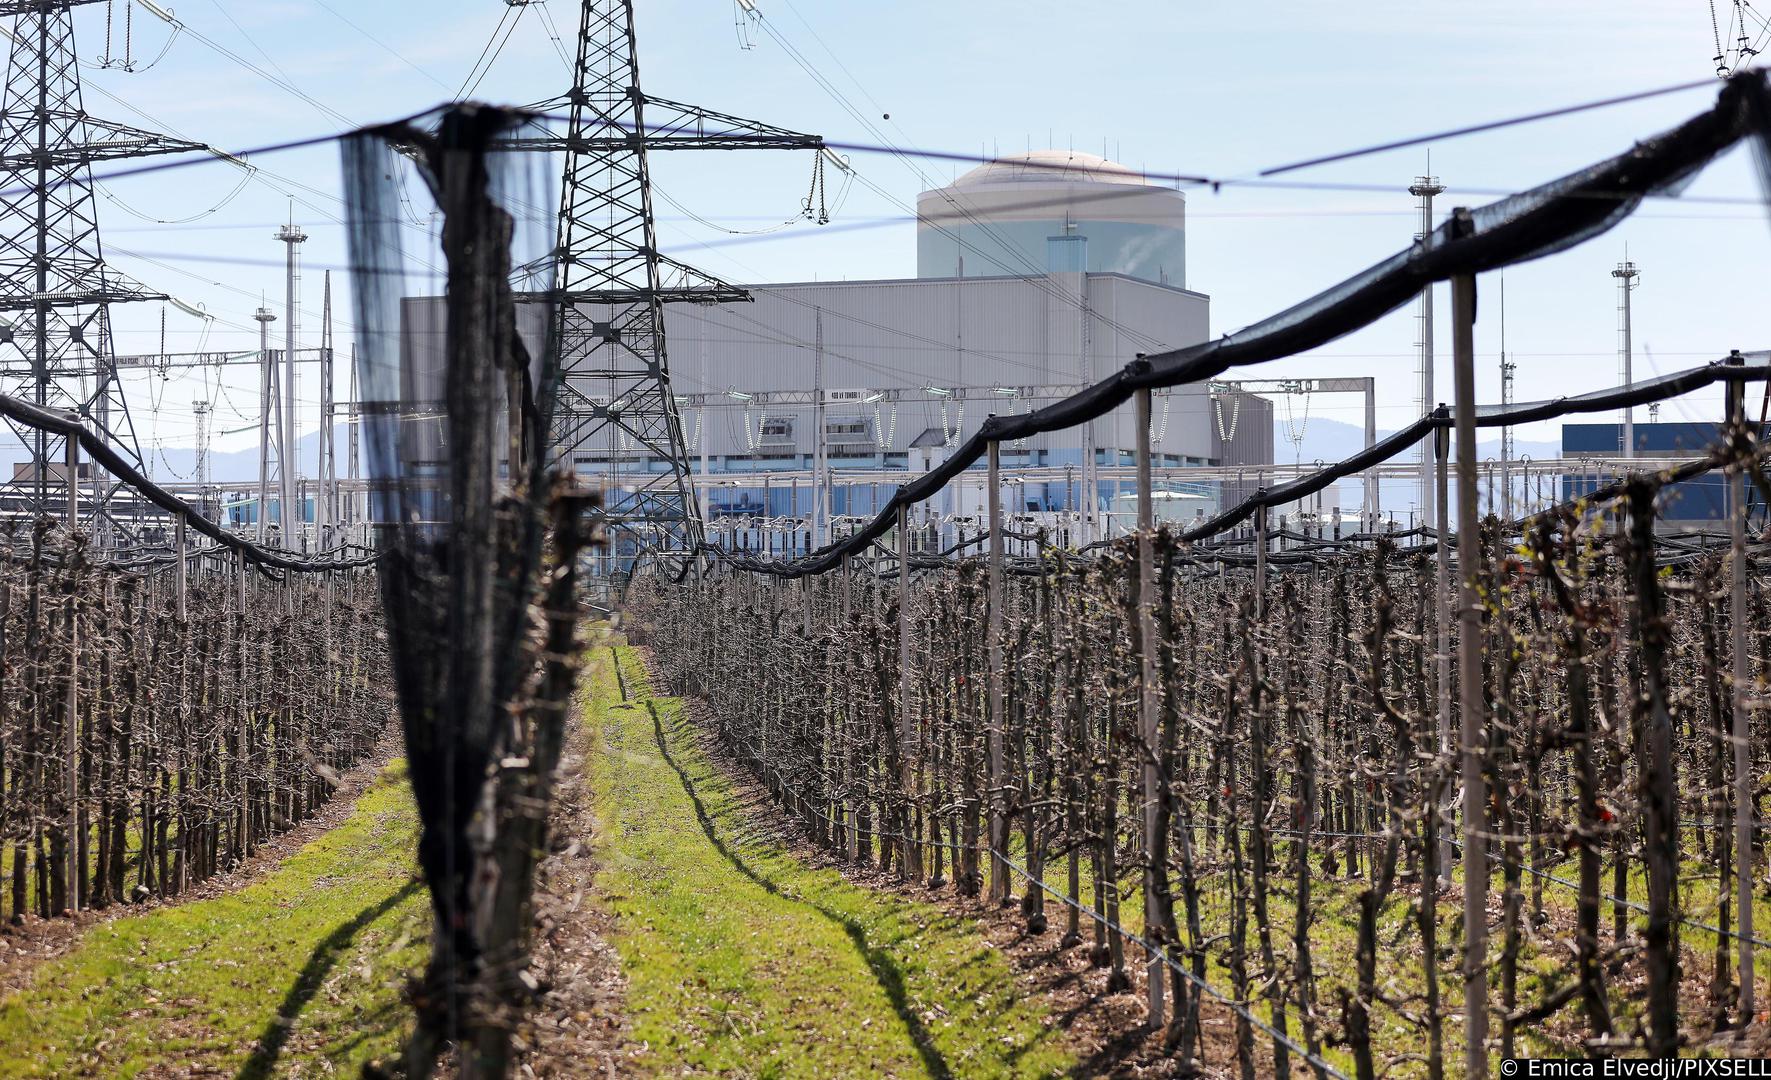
[641,481,1769,1076]
[0,521,391,923]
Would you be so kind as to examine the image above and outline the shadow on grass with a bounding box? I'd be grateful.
[235,880,423,1080]
[641,697,955,1080]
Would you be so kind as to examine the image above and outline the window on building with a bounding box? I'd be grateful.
[825,416,873,449]
[759,416,795,444]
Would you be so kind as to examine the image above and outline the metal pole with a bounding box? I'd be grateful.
[278,223,307,550]
[1363,378,1378,530]
[1729,363,1755,1017]
[1411,175,1445,525]
[986,439,1008,903]
[1134,388,1166,1027]
[63,433,77,913]
[319,271,334,551]
[255,306,275,543]
[1499,278,1514,521]
[1614,260,1639,459]
[815,307,828,549]
[1435,417,1453,881]
[347,344,360,531]
[699,407,711,526]
[1452,271,1488,1078]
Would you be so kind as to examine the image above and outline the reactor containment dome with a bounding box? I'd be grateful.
[916,150,1187,288]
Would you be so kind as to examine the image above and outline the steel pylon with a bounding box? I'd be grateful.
[0,1,204,522]
[520,0,823,562]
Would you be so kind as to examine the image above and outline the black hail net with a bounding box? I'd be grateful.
[343,103,589,1076]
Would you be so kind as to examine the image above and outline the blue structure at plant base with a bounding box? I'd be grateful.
[1562,422,1754,522]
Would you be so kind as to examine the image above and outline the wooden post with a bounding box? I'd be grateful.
[64,434,79,913]
[986,440,1009,904]
[1435,418,1454,882]
[176,516,188,624]
[1452,271,1488,1078]
[898,503,919,878]
[1728,363,1755,1018]
[841,550,853,856]
[1135,388,1166,1027]
[1254,502,1268,617]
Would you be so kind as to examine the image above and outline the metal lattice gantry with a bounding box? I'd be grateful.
[514,0,825,561]
[0,0,204,522]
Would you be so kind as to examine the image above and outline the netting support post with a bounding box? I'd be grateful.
[1434,417,1454,883]
[1453,270,1488,1079]
[1254,503,1267,612]
[63,433,78,914]
[1729,359,1754,1020]
[986,439,1009,905]
[897,502,920,880]
[175,516,187,624]
[1135,387,1166,1029]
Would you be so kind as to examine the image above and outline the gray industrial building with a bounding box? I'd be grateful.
[619,149,1274,543]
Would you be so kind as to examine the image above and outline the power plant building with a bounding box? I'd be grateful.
[642,150,1272,538]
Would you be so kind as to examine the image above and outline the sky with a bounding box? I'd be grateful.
[56,0,1771,475]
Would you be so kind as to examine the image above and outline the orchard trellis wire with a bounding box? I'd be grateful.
[0,387,393,926]
[629,69,1771,1078]
[640,436,1771,1076]
[0,528,388,922]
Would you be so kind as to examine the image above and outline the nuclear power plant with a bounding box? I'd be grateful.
[655,150,1273,552]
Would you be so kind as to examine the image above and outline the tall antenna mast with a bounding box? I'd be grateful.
[514,0,828,566]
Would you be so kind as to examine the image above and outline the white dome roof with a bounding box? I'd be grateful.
[950,150,1146,188]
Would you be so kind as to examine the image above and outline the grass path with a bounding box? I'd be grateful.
[0,761,428,1078]
[590,644,1071,1080]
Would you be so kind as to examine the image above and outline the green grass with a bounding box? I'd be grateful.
[590,644,1073,1080]
[0,761,429,1078]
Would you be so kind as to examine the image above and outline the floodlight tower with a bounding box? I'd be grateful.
[0,0,206,526]
[515,0,830,562]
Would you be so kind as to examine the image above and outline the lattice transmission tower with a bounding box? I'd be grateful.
[0,0,204,521]
[516,0,825,560]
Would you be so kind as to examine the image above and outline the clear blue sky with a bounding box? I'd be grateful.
[75,0,1770,467]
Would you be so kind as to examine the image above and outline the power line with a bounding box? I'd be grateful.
[454,2,524,102]
[1258,73,1731,177]
[305,0,453,92]
[138,6,356,129]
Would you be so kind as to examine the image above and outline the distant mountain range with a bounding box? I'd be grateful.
[0,426,342,486]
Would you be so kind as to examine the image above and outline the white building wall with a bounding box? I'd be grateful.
[662,272,1215,466]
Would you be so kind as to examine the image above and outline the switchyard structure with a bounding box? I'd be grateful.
[0,0,204,530]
